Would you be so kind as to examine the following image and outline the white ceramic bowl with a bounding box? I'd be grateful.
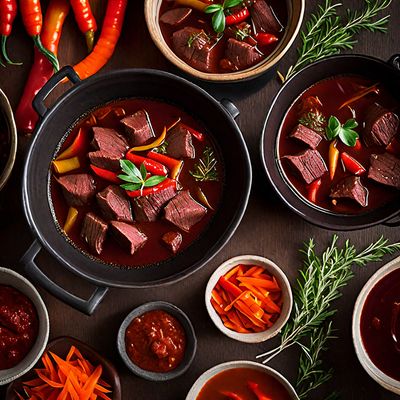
[186,360,299,399]
[0,267,49,385]
[205,255,292,343]
[352,255,400,394]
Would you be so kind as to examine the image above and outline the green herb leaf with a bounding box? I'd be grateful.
[223,0,243,8]
[119,159,142,180]
[298,111,326,133]
[343,118,358,130]
[120,183,141,191]
[140,163,147,180]
[326,116,359,146]
[190,147,218,182]
[204,4,222,13]
[117,174,141,184]
[212,9,226,33]
[144,175,166,187]
[339,126,359,146]
[326,116,341,140]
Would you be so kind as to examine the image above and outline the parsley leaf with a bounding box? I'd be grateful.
[325,116,359,147]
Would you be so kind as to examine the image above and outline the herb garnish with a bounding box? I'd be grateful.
[190,147,218,181]
[280,0,392,82]
[118,159,166,192]
[205,0,243,33]
[257,235,400,398]
[153,142,168,154]
[326,116,358,146]
[299,111,326,133]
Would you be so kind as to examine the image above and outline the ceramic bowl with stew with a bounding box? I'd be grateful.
[20,67,252,315]
[0,88,17,191]
[205,255,292,343]
[144,0,305,82]
[352,256,400,395]
[0,267,49,386]
[261,54,400,230]
[186,360,299,399]
[117,301,197,381]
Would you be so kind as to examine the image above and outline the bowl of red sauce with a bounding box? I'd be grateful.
[353,256,400,394]
[117,301,197,381]
[0,267,49,385]
[186,360,299,399]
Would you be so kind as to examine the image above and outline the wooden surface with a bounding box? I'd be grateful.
[0,1,400,399]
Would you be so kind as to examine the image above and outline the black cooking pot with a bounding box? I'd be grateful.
[21,67,252,314]
[261,54,400,231]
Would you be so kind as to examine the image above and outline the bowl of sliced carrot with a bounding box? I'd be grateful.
[6,336,121,400]
[205,255,293,343]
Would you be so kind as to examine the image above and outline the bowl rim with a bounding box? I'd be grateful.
[117,301,197,381]
[0,88,17,191]
[185,360,299,399]
[144,0,305,82]
[205,255,293,343]
[0,267,49,386]
[352,255,400,394]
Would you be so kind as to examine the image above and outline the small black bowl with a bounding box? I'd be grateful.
[117,301,197,381]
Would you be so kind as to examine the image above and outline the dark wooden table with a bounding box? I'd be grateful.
[0,1,399,399]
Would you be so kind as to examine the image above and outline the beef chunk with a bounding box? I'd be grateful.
[133,184,178,222]
[330,176,368,207]
[283,149,327,184]
[56,173,96,207]
[120,110,154,146]
[368,152,400,189]
[225,38,263,70]
[162,231,183,254]
[160,8,192,26]
[110,221,147,255]
[164,190,207,232]
[166,123,195,159]
[290,124,322,149]
[96,185,133,223]
[363,104,399,147]
[250,0,281,33]
[172,27,216,73]
[88,127,128,171]
[80,213,108,255]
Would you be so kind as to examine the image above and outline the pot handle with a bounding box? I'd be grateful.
[33,66,81,118]
[20,240,109,315]
[383,213,400,227]
[388,54,400,71]
[220,98,240,119]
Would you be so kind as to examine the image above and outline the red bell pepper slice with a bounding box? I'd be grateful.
[247,381,272,400]
[341,152,366,175]
[147,151,183,179]
[90,164,120,184]
[306,178,322,203]
[255,33,278,46]
[126,152,168,176]
[125,178,177,198]
[225,7,249,25]
[57,128,86,160]
[181,123,204,141]
[354,138,362,151]
[220,391,244,400]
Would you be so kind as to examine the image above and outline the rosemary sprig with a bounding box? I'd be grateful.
[281,0,392,82]
[190,147,218,182]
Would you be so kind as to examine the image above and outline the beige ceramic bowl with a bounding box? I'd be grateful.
[205,255,292,343]
[144,0,305,82]
[352,255,400,395]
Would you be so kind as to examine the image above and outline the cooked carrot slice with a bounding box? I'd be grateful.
[262,296,281,313]
[237,276,281,291]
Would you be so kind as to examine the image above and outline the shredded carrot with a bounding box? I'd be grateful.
[338,83,379,109]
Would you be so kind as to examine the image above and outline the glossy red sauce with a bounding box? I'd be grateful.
[196,367,292,400]
[278,75,400,214]
[125,310,186,372]
[159,0,287,74]
[50,98,224,268]
[0,285,39,370]
[360,268,400,381]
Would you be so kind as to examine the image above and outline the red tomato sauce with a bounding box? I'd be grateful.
[0,285,39,370]
[125,310,186,372]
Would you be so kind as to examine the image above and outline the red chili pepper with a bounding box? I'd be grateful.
[0,0,20,65]
[147,151,183,179]
[19,0,59,70]
[70,0,98,52]
[353,138,362,151]
[225,7,250,26]
[125,178,177,198]
[90,164,121,184]
[126,152,168,176]
[247,381,272,400]
[56,128,87,160]
[218,276,242,298]
[15,0,69,134]
[341,152,366,175]
[220,391,244,400]
[181,123,204,141]
[307,178,321,203]
[71,0,127,80]
[255,32,278,46]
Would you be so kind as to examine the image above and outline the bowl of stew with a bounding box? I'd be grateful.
[0,88,17,191]
[186,360,299,399]
[117,301,197,381]
[352,256,400,394]
[261,54,400,230]
[0,267,49,386]
[144,0,305,82]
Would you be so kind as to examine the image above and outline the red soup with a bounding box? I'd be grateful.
[50,98,224,267]
[278,75,400,214]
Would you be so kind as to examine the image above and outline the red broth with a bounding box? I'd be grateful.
[278,75,400,214]
[49,98,224,267]
[360,268,400,381]
[196,367,292,400]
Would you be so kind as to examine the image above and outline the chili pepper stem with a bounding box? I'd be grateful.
[33,35,59,71]
[1,35,22,65]
[85,30,95,53]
